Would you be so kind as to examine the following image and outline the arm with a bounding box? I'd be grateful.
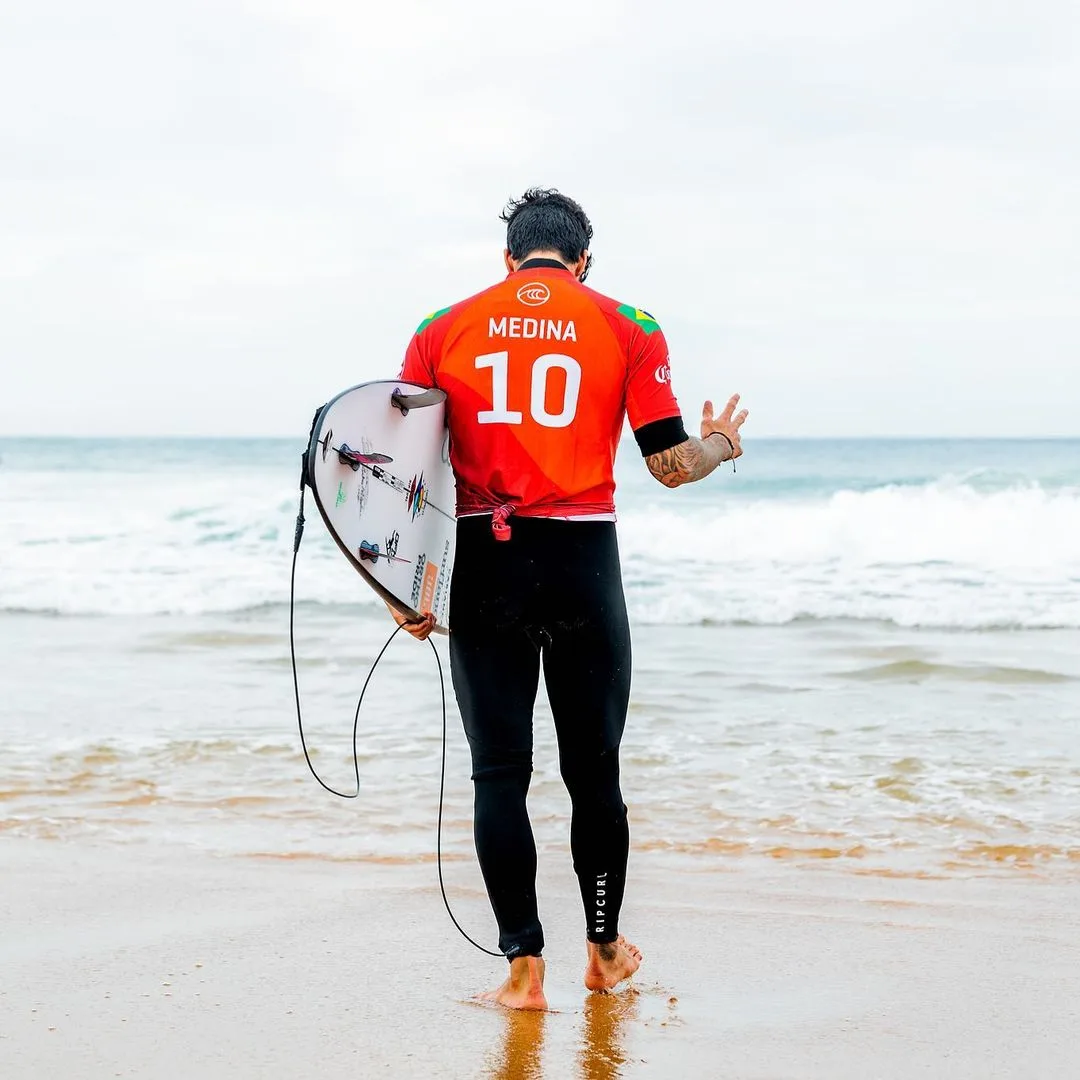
[619,316,748,488]
[645,395,748,488]
[399,328,432,384]
[646,433,731,488]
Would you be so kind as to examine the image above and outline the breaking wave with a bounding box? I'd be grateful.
[2,464,1079,629]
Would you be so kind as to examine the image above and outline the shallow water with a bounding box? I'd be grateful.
[2,606,1077,880]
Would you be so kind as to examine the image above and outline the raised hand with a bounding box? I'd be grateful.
[700,394,749,461]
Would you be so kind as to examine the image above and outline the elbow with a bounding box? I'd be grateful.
[645,451,692,488]
[645,441,696,488]
[653,468,688,489]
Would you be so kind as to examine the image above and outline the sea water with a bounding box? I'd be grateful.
[1,437,1078,879]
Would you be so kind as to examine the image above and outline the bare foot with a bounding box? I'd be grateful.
[584,935,642,992]
[477,956,548,1011]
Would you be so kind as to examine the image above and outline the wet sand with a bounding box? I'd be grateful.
[2,840,1077,1079]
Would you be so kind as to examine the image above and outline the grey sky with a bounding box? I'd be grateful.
[2,0,1077,437]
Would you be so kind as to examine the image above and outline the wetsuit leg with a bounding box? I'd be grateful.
[450,629,543,958]
[449,519,545,959]
[538,524,632,944]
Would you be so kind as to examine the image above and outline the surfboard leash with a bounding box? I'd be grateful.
[289,471,502,959]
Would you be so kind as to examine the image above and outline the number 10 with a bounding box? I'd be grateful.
[475,351,581,428]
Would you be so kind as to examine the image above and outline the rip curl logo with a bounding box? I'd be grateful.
[516,281,550,307]
[595,872,608,935]
[654,363,671,384]
[411,553,427,607]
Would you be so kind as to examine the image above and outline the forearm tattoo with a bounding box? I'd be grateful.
[645,436,727,488]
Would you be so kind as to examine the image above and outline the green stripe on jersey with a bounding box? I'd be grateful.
[616,303,661,335]
[415,306,452,334]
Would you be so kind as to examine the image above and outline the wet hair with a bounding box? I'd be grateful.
[500,188,594,279]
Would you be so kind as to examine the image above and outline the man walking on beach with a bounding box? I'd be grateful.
[393,188,748,1009]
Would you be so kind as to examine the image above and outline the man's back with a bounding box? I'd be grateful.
[401,259,682,518]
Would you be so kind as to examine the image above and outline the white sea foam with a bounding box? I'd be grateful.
[618,479,1080,629]
[2,467,1079,628]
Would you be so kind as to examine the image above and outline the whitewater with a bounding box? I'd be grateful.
[1,437,1077,629]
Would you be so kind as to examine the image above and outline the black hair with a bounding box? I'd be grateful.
[500,188,594,280]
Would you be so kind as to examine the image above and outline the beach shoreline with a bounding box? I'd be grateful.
[2,838,1077,1079]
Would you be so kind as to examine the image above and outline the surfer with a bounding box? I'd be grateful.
[392,188,748,1009]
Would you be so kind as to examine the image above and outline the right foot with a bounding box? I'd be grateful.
[476,956,549,1011]
[584,935,642,991]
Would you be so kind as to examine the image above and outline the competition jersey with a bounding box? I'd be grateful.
[399,260,688,522]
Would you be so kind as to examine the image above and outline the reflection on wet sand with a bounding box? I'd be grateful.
[484,988,639,1080]
[580,989,639,1080]
[485,1009,545,1080]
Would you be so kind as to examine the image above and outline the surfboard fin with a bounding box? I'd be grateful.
[391,387,447,415]
[337,443,394,469]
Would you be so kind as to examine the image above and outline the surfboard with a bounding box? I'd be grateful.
[305,380,457,634]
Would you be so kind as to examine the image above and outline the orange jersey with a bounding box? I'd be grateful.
[400,261,686,518]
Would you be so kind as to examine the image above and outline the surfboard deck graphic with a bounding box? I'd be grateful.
[305,380,456,634]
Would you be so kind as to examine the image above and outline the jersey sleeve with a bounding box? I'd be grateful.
[400,304,461,384]
[398,329,433,384]
[624,323,688,456]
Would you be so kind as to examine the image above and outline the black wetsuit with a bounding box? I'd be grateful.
[449,515,632,959]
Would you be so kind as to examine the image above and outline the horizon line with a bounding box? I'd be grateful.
[1,432,1078,442]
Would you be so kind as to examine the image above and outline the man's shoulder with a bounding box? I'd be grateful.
[577,283,664,338]
[411,282,501,339]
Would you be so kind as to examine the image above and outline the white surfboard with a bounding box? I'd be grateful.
[305,380,457,634]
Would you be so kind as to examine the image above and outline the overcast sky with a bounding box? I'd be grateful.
[1,0,1077,437]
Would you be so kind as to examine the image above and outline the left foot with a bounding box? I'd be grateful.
[584,936,642,991]
[477,956,548,1011]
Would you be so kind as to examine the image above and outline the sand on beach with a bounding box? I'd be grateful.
[2,838,1078,1080]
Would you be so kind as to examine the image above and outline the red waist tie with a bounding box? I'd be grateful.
[457,500,615,542]
[491,503,515,542]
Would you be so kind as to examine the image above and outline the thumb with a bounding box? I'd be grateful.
[701,400,714,424]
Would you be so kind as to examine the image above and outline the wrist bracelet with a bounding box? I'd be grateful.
[708,431,735,457]
[707,431,736,473]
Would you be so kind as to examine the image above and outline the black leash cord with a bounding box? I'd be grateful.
[290,485,501,957]
[427,638,502,957]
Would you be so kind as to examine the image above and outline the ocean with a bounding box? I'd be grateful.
[1,436,1078,884]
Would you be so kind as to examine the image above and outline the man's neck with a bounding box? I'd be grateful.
[517,254,572,271]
